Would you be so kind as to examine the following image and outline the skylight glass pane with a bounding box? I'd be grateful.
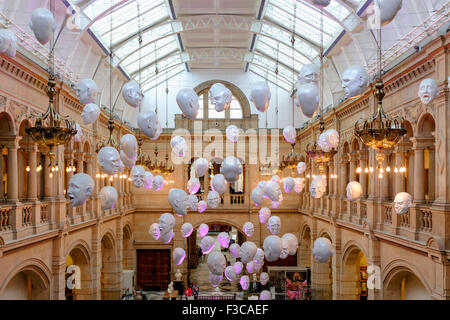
[229,97,242,119]
[137,53,183,84]
[197,96,204,119]
[249,65,292,92]
[251,53,296,86]
[141,64,185,92]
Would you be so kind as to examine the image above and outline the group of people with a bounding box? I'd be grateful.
[184,282,199,299]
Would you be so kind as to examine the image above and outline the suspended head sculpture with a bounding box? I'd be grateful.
[81,103,100,125]
[200,236,215,254]
[209,273,223,288]
[296,83,319,118]
[240,241,257,264]
[240,275,250,291]
[73,123,83,143]
[229,243,241,258]
[152,175,165,191]
[297,162,306,174]
[250,81,271,113]
[264,181,282,202]
[207,251,226,275]
[144,171,154,190]
[342,65,369,99]
[246,261,256,274]
[418,78,440,105]
[263,235,282,262]
[67,173,94,207]
[99,186,118,210]
[120,134,138,159]
[207,190,221,208]
[173,248,186,265]
[170,136,187,157]
[224,266,237,281]
[259,207,271,223]
[137,111,162,140]
[217,232,230,249]
[233,261,243,275]
[29,8,56,45]
[293,177,304,193]
[209,83,232,112]
[168,188,189,217]
[76,79,98,105]
[0,29,17,58]
[393,192,413,214]
[130,165,146,188]
[283,177,295,193]
[187,194,199,211]
[318,129,339,152]
[176,88,200,119]
[260,290,271,300]
[375,0,403,26]
[298,64,320,85]
[313,237,334,263]
[281,233,299,256]
[158,213,175,236]
[251,187,264,207]
[122,80,143,108]
[307,0,331,7]
[194,158,208,177]
[211,174,227,194]
[181,222,194,238]
[197,200,207,213]
[346,181,363,201]
[226,125,240,143]
[187,177,201,194]
[267,216,281,235]
[310,175,327,199]
[271,175,281,185]
[149,223,160,240]
[260,272,269,286]
[283,126,296,144]
[243,222,254,237]
[199,223,209,237]
[220,156,242,183]
[253,248,265,265]
[98,146,124,176]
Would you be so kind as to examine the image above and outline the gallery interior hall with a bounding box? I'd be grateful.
[0,0,449,300]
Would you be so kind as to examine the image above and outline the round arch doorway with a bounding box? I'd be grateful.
[341,245,368,300]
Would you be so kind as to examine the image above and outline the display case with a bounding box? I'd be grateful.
[267,266,311,300]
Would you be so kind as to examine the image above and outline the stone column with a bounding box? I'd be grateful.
[394,147,405,195]
[0,149,3,199]
[349,153,357,182]
[27,144,38,201]
[340,156,348,198]
[359,151,368,198]
[6,139,20,202]
[17,148,25,200]
[44,155,53,199]
[428,147,435,203]
[379,152,390,201]
[412,143,425,203]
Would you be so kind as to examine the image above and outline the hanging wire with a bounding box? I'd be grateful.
[165,70,169,128]
[291,0,297,128]
[275,42,279,129]
[154,42,158,115]
[319,7,325,131]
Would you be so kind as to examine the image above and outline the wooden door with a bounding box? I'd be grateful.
[137,249,170,291]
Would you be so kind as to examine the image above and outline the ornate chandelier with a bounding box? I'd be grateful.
[142,145,174,177]
[280,143,302,172]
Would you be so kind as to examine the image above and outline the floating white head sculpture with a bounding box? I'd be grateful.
[260,290,271,300]
[251,187,264,206]
[207,251,226,275]
[375,0,403,26]
[418,78,440,105]
[120,150,135,169]
[246,261,256,274]
[224,266,237,281]
[342,66,369,99]
[161,230,175,244]
[29,8,56,45]
[152,175,164,191]
[144,171,154,190]
[229,243,241,258]
[130,165,146,188]
[187,177,200,194]
[199,223,209,237]
[243,222,254,237]
[207,190,221,208]
[253,248,265,265]
[197,200,207,213]
[98,146,123,175]
[307,0,331,7]
[0,29,17,58]
[170,136,187,157]
[240,275,250,291]
[346,181,362,201]
[181,222,194,238]
[271,175,281,184]
[260,272,269,286]
[258,181,268,190]
[297,162,306,174]
[67,173,94,207]
[281,233,299,256]
[194,158,208,177]
[187,194,199,211]
[283,126,296,144]
[122,80,143,108]
[293,178,305,193]
[137,111,162,140]
[250,81,271,113]
[200,236,215,254]
[240,241,257,264]
[120,134,138,159]
[233,261,244,275]
[283,177,295,193]
[168,188,189,217]
[310,175,327,199]
[280,238,289,259]
[209,273,223,288]
[263,235,282,262]
[226,125,240,143]
[318,129,339,152]
[217,232,230,248]
[313,237,334,263]
[173,248,186,265]
[176,88,200,119]
[81,103,100,125]
[211,174,227,194]
[209,83,232,112]
[393,192,413,214]
[296,83,319,118]
[298,64,320,85]
[259,207,271,223]
[73,123,83,143]
[220,156,242,183]
[149,223,160,240]
[267,216,281,235]
[264,181,282,202]
[158,213,175,236]
[76,79,98,105]
[99,186,118,210]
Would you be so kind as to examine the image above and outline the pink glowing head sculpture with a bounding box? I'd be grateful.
[229,243,240,258]
[259,207,271,223]
[233,261,244,275]
[198,223,209,237]
[200,236,215,254]
[217,232,230,248]
[224,266,237,281]
[240,275,250,291]
[173,248,186,265]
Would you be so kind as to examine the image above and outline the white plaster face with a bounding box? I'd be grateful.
[268,216,281,235]
[342,66,369,99]
[67,173,94,207]
[73,122,82,143]
[280,238,289,260]
[0,29,17,58]
[282,233,298,256]
[283,126,296,144]
[310,175,327,199]
[260,290,271,300]
[207,251,226,275]
[375,0,403,26]
[200,236,215,254]
[263,235,282,262]
[394,192,413,214]
[226,125,240,143]
[258,181,268,190]
[187,177,200,194]
[161,230,175,244]
[209,273,223,288]
[158,213,175,236]
[217,232,230,248]
[253,248,265,265]
[243,222,254,237]
[211,174,227,194]
[177,88,200,119]
[259,207,271,223]
[181,222,194,238]
[187,194,198,211]
[346,181,362,201]
[313,237,334,263]
[137,111,162,140]
[229,243,241,258]
[170,136,187,157]
[173,248,186,266]
[233,261,243,275]
[168,188,189,217]
[130,165,146,188]
[418,78,440,105]
[207,190,221,208]
[199,223,209,237]
[224,266,237,281]
[122,80,143,108]
[246,261,256,274]
[149,223,160,240]
[120,134,138,159]
[293,178,305,193]
[98,146,123,176]
[81,103,100,125]
[240,241,257,264]
[144,171,154,190]
[209,83,232,112]
[99,186,118,210]
[197,200,207,213]
[251,187,264,207]
[29,8,56,45]
[297,162,306,174]
[318,129,339,152]
[152,175,164,191]
[194,158,208,177]
[283,177,295,193]
[240,275,250,291]
[296,83,319,118]
[220,156,242,183]
[298,64,320,85]
[260,272,269,286]
[264,181,282,202]
[120,150,135,169]
[271,175,281,185]
[76,79,98,105]
[250,81,271,113]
